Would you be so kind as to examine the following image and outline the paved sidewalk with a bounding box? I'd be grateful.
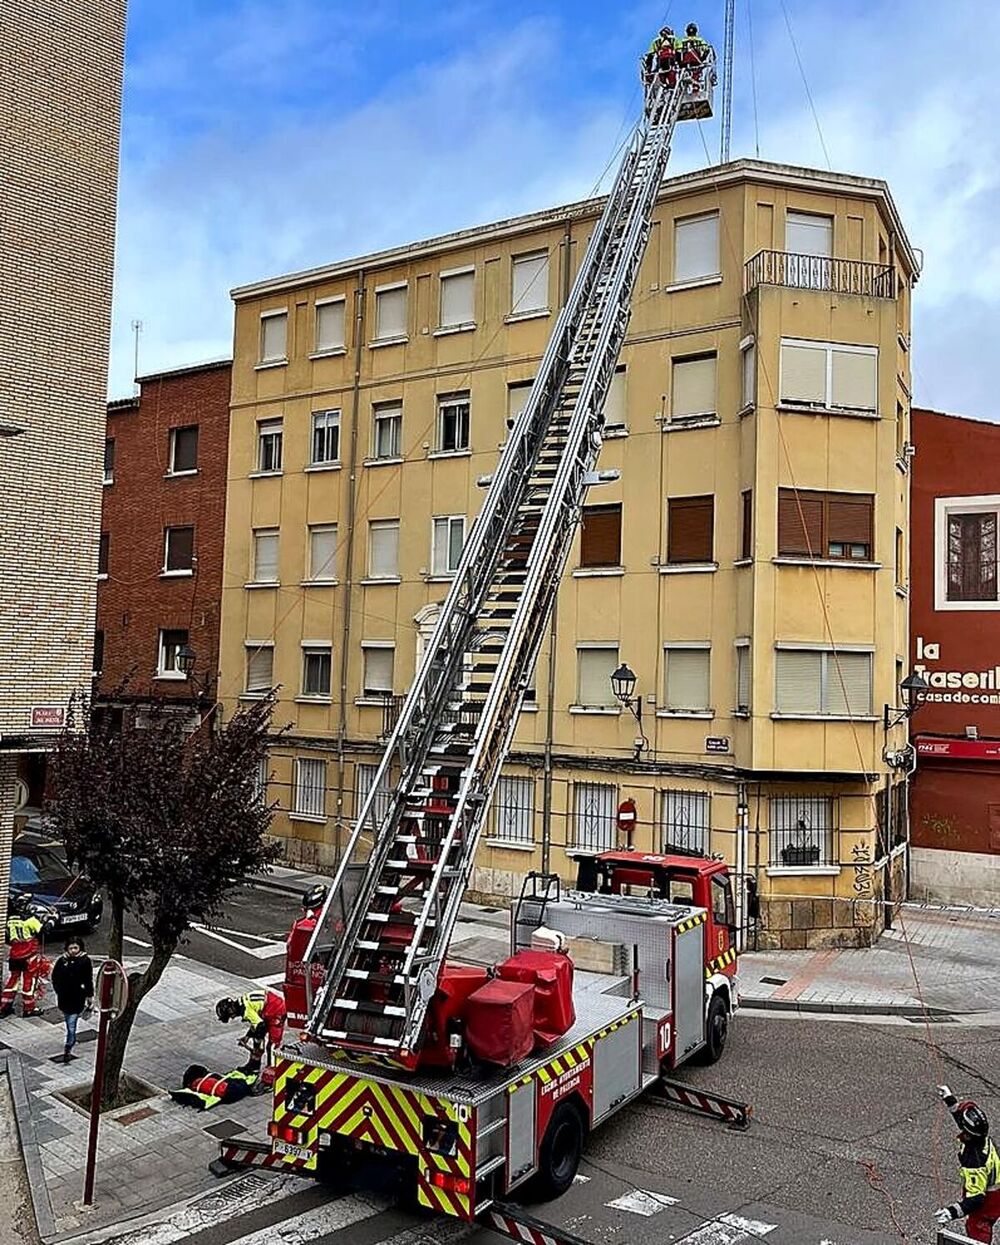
[2,952,278,1242]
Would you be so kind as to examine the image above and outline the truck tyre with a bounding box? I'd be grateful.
[530,1101,585,1200]
[698,992,729,1064]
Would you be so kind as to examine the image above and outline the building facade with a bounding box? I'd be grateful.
[909,407,1000,905]
[220,159,916,948]
[97,361,233,711]
[0,3,126,901]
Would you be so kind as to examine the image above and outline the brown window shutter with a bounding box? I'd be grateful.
[741,490,752,560]
[581,504,622,567]
[777,490,824,556]
[827,494,873,552]
[668,496,714,563]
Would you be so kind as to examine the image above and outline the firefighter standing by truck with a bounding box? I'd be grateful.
[0,901,54,1018]
[935,1085,1000,1241]
[216,989,287,1073]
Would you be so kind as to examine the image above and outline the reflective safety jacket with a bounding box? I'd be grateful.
[682,35,711,59]
[6,915,43,961]
[958,1136,1000,1215]
[240,989,287,1041]
[172,1068,257,1111]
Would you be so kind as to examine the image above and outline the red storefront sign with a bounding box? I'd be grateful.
[915,736,1000,761]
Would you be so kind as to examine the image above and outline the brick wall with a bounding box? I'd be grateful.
[0,0,126,737]
[97,363,232,699]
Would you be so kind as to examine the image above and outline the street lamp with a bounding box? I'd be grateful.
[176,644,197,677]
[883,671,929,735]
[610,663,649,761]
[881,669,929,929]
[174,643,215,707]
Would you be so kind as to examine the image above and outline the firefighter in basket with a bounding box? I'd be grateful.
[215,989,287,1074]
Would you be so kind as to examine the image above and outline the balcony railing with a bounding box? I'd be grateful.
[376,692,405,741]
[745,249,896,299]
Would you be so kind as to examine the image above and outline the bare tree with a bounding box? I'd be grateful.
[45,695,281,1106]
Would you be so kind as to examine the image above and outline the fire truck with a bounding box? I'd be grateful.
[222,35,740,1231]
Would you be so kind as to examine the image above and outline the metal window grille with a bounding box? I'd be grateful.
[253,756,268,805]
[356,762,392,828]
[294,758,325,818]
[769,795,835,867]
[660,790,709,853]
[571,781,617,853]
[492,775,535,844]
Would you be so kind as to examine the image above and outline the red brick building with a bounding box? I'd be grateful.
[97,360,231,709]
[909,407,1000,905]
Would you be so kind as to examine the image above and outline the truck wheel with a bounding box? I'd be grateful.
[698,992,729,1064]
[530,1101,585,1200]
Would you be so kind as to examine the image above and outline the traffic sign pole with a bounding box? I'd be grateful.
[82,960,127,1207]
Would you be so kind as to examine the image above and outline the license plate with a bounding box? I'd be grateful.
[273,1140,313,1161]
[61,913,88,924]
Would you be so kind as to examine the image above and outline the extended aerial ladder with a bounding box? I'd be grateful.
[303,54,716,1070]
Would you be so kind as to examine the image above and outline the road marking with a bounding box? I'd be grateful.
[573,1173,591,1184]
[123,935,152,948]
[191,923,287,959]
[677,1212,777,1244]
[606,1189,679,1216]
[253,970,287,986]
[221,1192,387,1244]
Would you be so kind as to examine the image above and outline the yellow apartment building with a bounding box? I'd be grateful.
[220,159,917,949]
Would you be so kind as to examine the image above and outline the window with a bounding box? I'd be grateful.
[302,646,332,697]
[511,252,549,315]
[507,381,533,424]
[769,795,834,867]
[157,628,188,678]
[373,403,402,459]
[315,298,345,353]
[437,393,470,453]
[98,532,109,577]
[368,520,400,579]
[741,342,756,409]
[163,525,194,574]
[934,497,1000,610]
[777,489,873,561]
[664,646,711,712]
[93,630,105,675]
[674,213,719,283]
[735,643,751,712]
[667,495,714,564]
[576,645,619,708]
[362,644,394,695]
[741,490,753,560]
[355,762,392,827]
[580,504,622,569]
[439,269,474,329]
[571,781,616,853]
[785,211,833,256]
[895,526,905,589]
[257,419,283,473]
[308,524,337,582]
[896,400,908,461]
[169,425,199,474]
[259,310,287,364]
[492,775,534,845]
[252,529,279,583]
[947,510,998,603]
[774,648,873,716]
[432,516,465,576]
[374,284,407,341]
[103,438,115,484]
[294,758,326,819]
[660,790,709,854]
[604,367,626,431]
[310,409,340,466]
[245,644,274,694]
[671,354,716,421]
[253,756,269,805]
[779,339,878,413]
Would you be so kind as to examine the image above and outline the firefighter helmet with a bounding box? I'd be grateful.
[956,1101,990,1140]
[302,883,328,912]
[686,22,699,35]
[660,25,674,36]
[215,998,242,1023]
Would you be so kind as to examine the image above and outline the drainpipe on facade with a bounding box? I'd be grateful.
[541,223,574,875]
[735,781,749,950]
[333,270,366,867]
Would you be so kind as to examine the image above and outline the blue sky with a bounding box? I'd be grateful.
[112,0,1000,419]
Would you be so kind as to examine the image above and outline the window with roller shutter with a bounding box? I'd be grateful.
[667,495,714,564]
[774,648,872,716]
[671,354,716,421]
[674,213,719,283]
[580,504,622,568]
[374,285,407,341]
[777,489,873,560]
[439,269,475,328]
[779,338,878,413]
[741,491,753,560]
[663,646,711,711]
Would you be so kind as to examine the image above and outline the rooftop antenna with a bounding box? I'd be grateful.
[720,0,735,163]
[130,319,143,395]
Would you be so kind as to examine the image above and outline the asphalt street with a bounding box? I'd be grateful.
[71,879,997,1245]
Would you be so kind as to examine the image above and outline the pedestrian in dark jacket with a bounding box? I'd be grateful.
[51,938,93,1063]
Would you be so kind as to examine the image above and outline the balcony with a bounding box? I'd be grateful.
[376,692,405,741]
[745,250,896,299]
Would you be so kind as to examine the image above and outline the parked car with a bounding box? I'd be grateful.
[9,835,103,933]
